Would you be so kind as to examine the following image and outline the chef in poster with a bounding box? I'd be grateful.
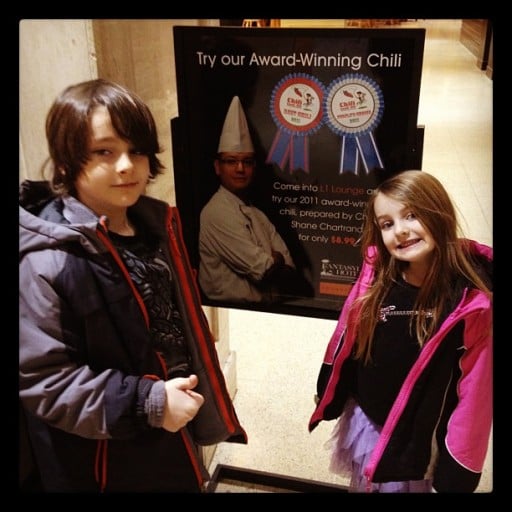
[199,95,313,304]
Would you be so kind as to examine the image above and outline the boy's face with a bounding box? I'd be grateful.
[75,106,150,218]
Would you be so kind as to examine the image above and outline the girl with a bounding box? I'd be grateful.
[19,79,246,492]
[309,170,492,493]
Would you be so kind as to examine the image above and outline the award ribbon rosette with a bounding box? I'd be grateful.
[267,73,324,173]
[324,74,385,175]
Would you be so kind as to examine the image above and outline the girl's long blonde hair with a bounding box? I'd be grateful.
[351,170,491,363]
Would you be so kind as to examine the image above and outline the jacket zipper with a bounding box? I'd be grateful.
[94,439,108,492]
[165,207,245,438]
[96,219,149,328]
[96,216,210,490]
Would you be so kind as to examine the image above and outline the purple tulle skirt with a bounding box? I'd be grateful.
[326,398,433,493]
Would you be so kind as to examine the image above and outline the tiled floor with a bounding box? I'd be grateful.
[208,20,493,493]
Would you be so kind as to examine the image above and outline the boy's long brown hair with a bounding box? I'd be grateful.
[43,78,165,195]
[351,170,491,364]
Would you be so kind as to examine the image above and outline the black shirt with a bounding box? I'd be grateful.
[109,228,191,378]
[355,277,433,426]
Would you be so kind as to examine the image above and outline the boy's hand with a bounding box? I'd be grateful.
[161,374,204,432]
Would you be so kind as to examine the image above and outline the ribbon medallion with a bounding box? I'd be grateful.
[324,74,385,175]
[267,73,324,174]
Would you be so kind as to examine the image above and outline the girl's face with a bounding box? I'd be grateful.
[373,191,436,267]
[75,106,150,218]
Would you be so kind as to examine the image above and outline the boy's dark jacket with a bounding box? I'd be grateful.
[19,180,247,492]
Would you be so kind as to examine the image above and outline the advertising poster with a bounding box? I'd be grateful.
[172,26,425,319]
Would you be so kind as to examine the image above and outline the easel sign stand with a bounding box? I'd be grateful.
[172,24,425,492]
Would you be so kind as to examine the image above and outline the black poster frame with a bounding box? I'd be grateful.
[172,26,425,320]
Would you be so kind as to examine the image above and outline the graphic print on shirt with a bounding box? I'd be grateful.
[378,304,433,323]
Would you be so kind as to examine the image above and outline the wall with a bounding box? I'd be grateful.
[459,19,492,71]
[19,20,97,182]
[92,19,218,202]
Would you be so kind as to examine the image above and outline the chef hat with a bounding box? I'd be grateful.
[217,96,254,153]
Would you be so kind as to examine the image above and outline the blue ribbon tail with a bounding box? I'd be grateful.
[340,136,358,174]
[266,130,292,171]
[356,132,384,174]
[290,136,309,173]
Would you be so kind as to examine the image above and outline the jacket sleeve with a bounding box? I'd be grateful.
[318,250,375,375]
[168,206,248,445]
[200,202,274,282]
[19,251,148,439]
[309,252,374,431]
[253,209,295,268]
[433,297,493,492]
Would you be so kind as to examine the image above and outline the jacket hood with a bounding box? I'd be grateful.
[19,180,171,261]
[466,239,493,291]
[19,181,104,260]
